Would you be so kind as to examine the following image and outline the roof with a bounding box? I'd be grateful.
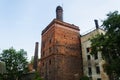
[41,19,80,35]
[81,28,105,37]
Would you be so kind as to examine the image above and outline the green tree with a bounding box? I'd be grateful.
[30,56,34,64]
[90,11,120,80]
[34,71,43,80]
[0,47,28,80]
[80,75,89,80]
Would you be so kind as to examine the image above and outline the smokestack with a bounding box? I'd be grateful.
[33,42,39,71]
[56,6,63,21]
[94,19,99,29]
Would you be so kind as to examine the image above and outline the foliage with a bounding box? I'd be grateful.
[80,75,89,80]
[30,56,34,64]
[90,11,120,80]
[0,74,4,80]
[34,71,43,80]
[0,47,28,80]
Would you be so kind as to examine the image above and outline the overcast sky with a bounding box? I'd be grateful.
[0,0,120,61]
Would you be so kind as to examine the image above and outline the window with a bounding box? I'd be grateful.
[88,67,92,75]
[49,38,52,44]
[87,55,91,60]
[49,47,51,53]
[94,53,98,60]
[86,47,91,53]
[43,51,45,56]
[49,59,51,65]
[43,62,44,66]
[96,66,100,74]
[97,78,101,80]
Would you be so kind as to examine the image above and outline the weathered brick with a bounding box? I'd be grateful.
[40,19,83,80]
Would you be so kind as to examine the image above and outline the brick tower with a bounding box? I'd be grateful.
[40,6,83,80]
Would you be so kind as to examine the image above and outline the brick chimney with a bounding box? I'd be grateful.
[33,42,39,71]
[94,19,99,29]
[56,6,63,21]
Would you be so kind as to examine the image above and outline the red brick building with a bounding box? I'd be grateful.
[40,6,83,80]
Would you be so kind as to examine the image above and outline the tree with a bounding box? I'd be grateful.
[0,47,28,80]
[34,71,43,80]
[80,75,89,80]
[90,11,120,80]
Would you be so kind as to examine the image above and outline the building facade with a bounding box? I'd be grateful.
[0,61,6,74]
[40,6,83,80]
[81,20,109,80]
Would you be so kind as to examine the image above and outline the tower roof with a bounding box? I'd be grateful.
[56,6,63,11]
[42,19,80,35]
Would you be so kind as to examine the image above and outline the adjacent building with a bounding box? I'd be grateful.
[0,61,6,74]
[81,20,109,80]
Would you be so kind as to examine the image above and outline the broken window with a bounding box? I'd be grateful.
[86,47,91,53]
[49,59,51,65]
[88,67,92,75]
[97,78,101,80]
[87,55,91,60]
[94,52,98,60]
[96,66,100,74]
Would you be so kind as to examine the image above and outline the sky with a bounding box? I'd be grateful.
[0,0,120,61]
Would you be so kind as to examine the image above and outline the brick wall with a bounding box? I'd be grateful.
[40,19,83,80]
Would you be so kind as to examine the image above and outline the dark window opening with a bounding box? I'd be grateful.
[94,53,98,60]
[96,66,100,74]
[86,47,91,53]
[43,62,44,66]
[97,78,101,80]
[43,51,45,56]
[49,39,52,44]
[87,55,91,60]
[49,47,51,53]
[49,59,51,65]
[88,67,92,75]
